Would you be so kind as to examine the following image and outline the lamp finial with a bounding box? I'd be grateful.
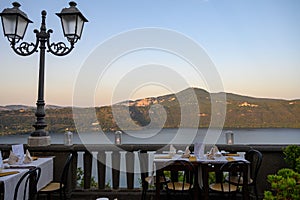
[69,1,77,7]
[12,2,21,8]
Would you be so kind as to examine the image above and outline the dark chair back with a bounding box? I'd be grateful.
[166,160,195,190]
[220,161,248,195]
[14,167,41,200]
[245,149,262,184]
[163,159,196,200]
[245,149,262,199]
[60,153,73,189]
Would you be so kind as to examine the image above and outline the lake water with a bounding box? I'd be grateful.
[1,128,299,144]
[1,128,299,188]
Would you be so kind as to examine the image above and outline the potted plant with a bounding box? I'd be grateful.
[283,145,300,173]
[264,145,300,200]
[264,168,300,200]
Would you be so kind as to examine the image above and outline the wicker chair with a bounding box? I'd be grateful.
[226,149,262,199]
[14,167,41,200]
[138,150,169,200]
[209,161,248,199]
[162,160,196,200]
[38,153,73,200]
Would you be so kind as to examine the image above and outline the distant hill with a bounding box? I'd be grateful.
[0,105,34,111]
[0,104,62,111]
[0,87,299,135]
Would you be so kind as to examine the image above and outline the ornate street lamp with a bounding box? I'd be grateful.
[0,2,88,146]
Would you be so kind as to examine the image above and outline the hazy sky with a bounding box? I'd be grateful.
[0,0,299,107]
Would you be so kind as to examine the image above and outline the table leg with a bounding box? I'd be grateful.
[243,165,250,200]
[193,167,200,200]
[202,165,209,200]
[156,170,161,200]
[0,183,3,200]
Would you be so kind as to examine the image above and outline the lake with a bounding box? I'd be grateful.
[0,128,299,144]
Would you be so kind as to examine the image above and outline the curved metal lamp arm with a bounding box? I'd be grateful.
[9,37,39,56]
[46,30,74,56]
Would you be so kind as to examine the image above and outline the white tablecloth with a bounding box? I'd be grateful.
[0,157,53,200]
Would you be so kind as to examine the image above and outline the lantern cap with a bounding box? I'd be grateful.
[0,2,33,23]
[56,1,88,22]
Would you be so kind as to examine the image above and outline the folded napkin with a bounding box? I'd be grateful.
[206,154,215,160]
[207,146,221,160]
[8,151,19,165]
[23,149,33,164]
[209,145,219,155]
[0,150,3,169]
[182,146,191,158]
[170,144,176,153]
[169,145,176,156]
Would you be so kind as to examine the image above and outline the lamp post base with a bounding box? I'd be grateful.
[27,136,51,146]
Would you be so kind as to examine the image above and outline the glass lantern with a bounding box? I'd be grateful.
[115,131,122,145]
[64,130,73,146]
[225,131,234,145]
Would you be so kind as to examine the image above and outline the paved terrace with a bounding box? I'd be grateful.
[0,144,290,200]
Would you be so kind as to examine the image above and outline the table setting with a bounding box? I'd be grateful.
[152,144,249,200]
[0,144,54,200]
[153,144,245,163]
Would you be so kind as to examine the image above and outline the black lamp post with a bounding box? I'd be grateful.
[0,2,88,146]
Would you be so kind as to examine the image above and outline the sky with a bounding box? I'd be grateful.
[0,0,299,107]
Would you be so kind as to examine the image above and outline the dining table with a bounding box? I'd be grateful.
[0,156,54,200]
[153,152,250,200]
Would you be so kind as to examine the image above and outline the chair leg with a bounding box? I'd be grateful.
[64,188,67,200]
[58,189,62,200]
[254,185,258,200]
[166,189,171,200]
[189,191,194,200]
[141,188,146,200]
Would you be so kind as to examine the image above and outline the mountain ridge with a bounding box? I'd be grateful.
[1,87,299,110]
[0,87,299,135]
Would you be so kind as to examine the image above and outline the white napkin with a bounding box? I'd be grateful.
[23,149,33,164]
[209,145,219,155]
[182,146,191,158]
[206,146,221,160]
[8,151,19,165]
[0,150,3,171]
[169,145,176,156]
[194,143,205,158]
